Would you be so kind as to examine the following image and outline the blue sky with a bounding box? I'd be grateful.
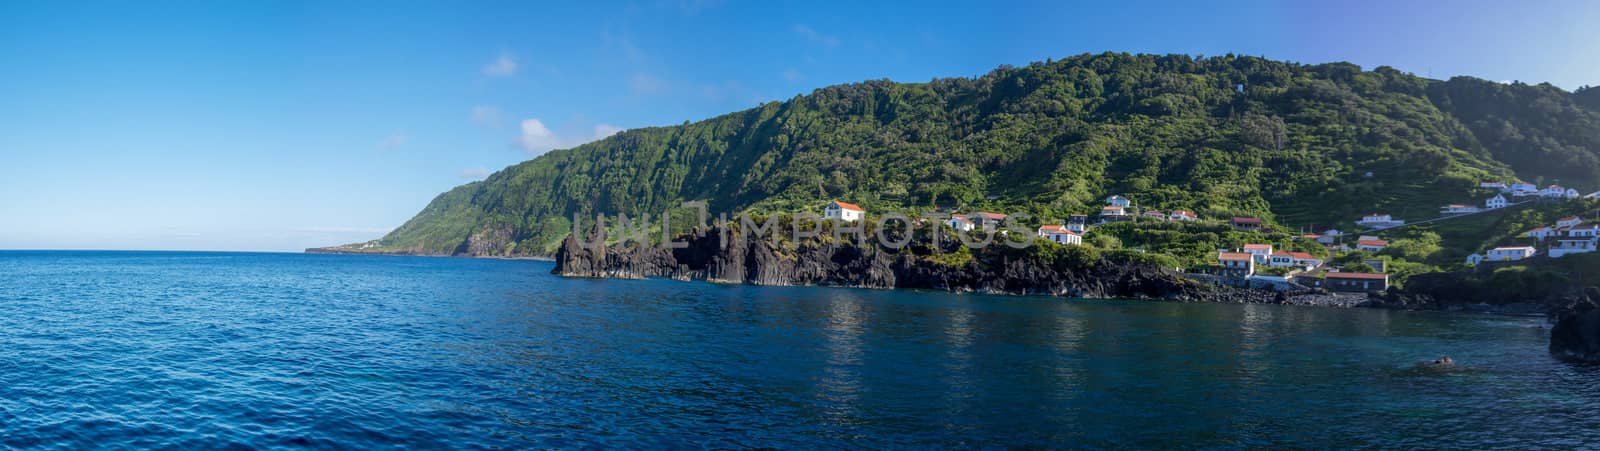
[1,0,1596,252]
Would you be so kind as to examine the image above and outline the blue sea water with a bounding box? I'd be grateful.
[1,251,1597,448]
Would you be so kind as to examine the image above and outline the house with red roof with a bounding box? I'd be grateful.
[1218,252,1255,278]
[1169,210,1198,221]
[1557,216,1583,229]
[1268,251,1322,270]
[823,201,865,222]
[1241,243,1273,262]
[1357,239,1388,253]
[1231,216,1262,231]
[1036,225,1082,245]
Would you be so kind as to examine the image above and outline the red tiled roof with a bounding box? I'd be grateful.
[1358,239,1389,246]
[1242,244,1272,250]
[1326,272,1387,280]
[1171,210,1197,218]
[1038,225,1070,233]
[973,212,1008,219]
[1232,217,1262,224]
[1219,252,1254,261]
[829,201,864,212]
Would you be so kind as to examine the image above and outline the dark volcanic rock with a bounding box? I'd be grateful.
[553,225,1268,303]
[1550,289,1600,362]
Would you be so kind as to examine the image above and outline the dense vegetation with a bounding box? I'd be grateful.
[348,53,1600,259]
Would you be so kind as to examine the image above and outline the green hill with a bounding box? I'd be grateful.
[330,53,1600,257]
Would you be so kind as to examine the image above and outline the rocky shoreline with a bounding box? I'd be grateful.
[550,224,1367,307]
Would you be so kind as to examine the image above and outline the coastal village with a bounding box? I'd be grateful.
[822,178,1600,295]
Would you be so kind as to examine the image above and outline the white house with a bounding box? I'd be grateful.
[1441,204,1480,214]
[1543,185,1580,199]
[1037,225,1082,245]
[970,212,1009,232]
[1511,183,1539,196]
[823,201,865,222]
[1486,194,1508,209]
[1066,214,1089,233]
[1551,239,1596,258]
[1268,251,1321,270]
[1487,246,1536,261]
[946,214,975,232]
[1466,253,1484,265]
[1526,227,1558,240]
[1356,213,1404,229]
[1480,181,1508,190]
[1557,216,1583,229]
[1586,191,1600,200]
[1218,252,1256,278]
[1100,205,1130,222]
[1241,243,1273,263]
[1105,195,1131,208]
[1571,224,1600,238]
[1169,210,1198,221]
[1357,239,1389,253]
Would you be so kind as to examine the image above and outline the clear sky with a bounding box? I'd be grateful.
[2,0,1596,252]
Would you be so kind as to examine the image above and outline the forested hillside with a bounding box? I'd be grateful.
[338,53,1600,256]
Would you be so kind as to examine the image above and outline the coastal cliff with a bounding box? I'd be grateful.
[551,224,1278,303]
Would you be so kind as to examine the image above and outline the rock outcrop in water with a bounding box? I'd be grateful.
[552,224,1274,303]
[1550,289,1600,362]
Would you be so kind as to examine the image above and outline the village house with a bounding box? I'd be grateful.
[1142,209,1166,220]
[1267,251,1322,270]
[1526,227,1558,240]
[1557,216,1583,229]
[1511,182,1539,196]
[1099,205,1130,223]
[1169,210,1198,221]
[1355,213,1404,229]
[1105,195,1131,208]
[1218,252,1255,278]
[1479,181,1508,190]
[1466,253,1484,265]
[1441,204,1480,215]
[946,214,975,232]
[1486,194,1508,209]
[823,201,865,222]
[1570,224,1600,238]
[1324,272,1389,293]
[1231,216,1263,231]
[1542,185,1580,199]
[1357,239,1388,253]
[1487,246,1536,261]
[1066,214,1089,233]
[1036,225,1083,245]
[970,212,1009,232]
[1241,243,1273,262]
[1550,238,1596,258]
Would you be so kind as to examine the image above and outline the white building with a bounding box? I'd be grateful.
[1356,213,1404,229]
[1480,181,1508,190]
[1099,205,1129,222]
[1357,239,1389,253]
[1268,251,1322,270]
[1551,239,1597,258]
[1066,214,1089,233]
[946,214,974,232]
[1105,195,1131,208]
[1218,252,1256,278]
[823,201,865,222]
[1526,227,1558,240]
[970,212,1009,232]
[1542,185,1580,199]
[1037,225,1082,245]
[1571,224,1600,238]
[1441,204,1481,214]
[1558,216,1583,229]
[1486,194,1508,209]
[1486,246,1536,261]
[1169,210,1198,221]
[1511,183,1539,196]
[1241,243,1273,263]
[1466,253,1484,265]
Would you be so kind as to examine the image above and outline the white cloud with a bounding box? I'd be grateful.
[593,124,624,139]
[783,68,804,82]
[793,24,839,47]
[471,105,503,127]
[378,131,410,150]
[517,118,561,154]
[482,53,518,77]
[515,118,626,155]
[630,73,667,95]
[460,167,492,180]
